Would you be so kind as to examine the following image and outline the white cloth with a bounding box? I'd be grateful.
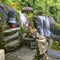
[19,11,27,26]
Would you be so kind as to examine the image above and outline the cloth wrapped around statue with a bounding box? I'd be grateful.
[26,26,48,55]
[36,36,48,55]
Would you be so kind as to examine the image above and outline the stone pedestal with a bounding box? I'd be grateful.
[0,49,5,60]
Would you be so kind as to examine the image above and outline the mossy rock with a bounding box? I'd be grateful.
[4,40,21,53]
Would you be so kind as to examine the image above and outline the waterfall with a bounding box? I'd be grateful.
[36,16,51,37]
[37,16,44,36]
[43,16,51,37]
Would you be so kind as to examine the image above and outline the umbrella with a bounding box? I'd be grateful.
[22,7,33,12]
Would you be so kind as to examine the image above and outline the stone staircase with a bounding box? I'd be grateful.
[3,28,21,52]
[4,32,19,44]
[3,28,60,60]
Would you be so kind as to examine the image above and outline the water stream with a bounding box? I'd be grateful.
[36,15,51,38]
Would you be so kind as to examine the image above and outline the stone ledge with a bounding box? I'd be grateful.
[47,50,60,59]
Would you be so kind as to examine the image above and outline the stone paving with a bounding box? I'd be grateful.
[6,46,60,60]
[6,46,36,60]
[48,56,60,60]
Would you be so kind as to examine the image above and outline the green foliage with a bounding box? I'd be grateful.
[49,6,58,20]
[0,0,60,33]
[28,12,34,28]
[0,13,5,48]
[34,48,40,60]
[0,23,5,48]
[51,23,60,35]
[1,0,12,5]
[51,41,59,50]
[56,11,60,23]
[19,26,26,40]
[20,26,26,35]
[1,0,60,21]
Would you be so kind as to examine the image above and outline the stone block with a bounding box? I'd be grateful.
[0,49,5,60]
[30,42,38,48]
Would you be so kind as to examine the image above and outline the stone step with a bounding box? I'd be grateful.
[23,38,34,41]
[4,32,19,44]
[4,28,20,33]
[4,40,20,52]
[4,28,20,36]
[30,42,38,49]
[47,50,60,59]
[5,40,20,47]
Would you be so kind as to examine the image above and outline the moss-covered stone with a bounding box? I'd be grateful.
[51,40,60,50]
[5,43,21,53]
[4,30,18,36]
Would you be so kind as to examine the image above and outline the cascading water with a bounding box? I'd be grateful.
[19,11,51,37]
[44,16,51,37]
[36,15,51,38]
[37,16,44,36]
